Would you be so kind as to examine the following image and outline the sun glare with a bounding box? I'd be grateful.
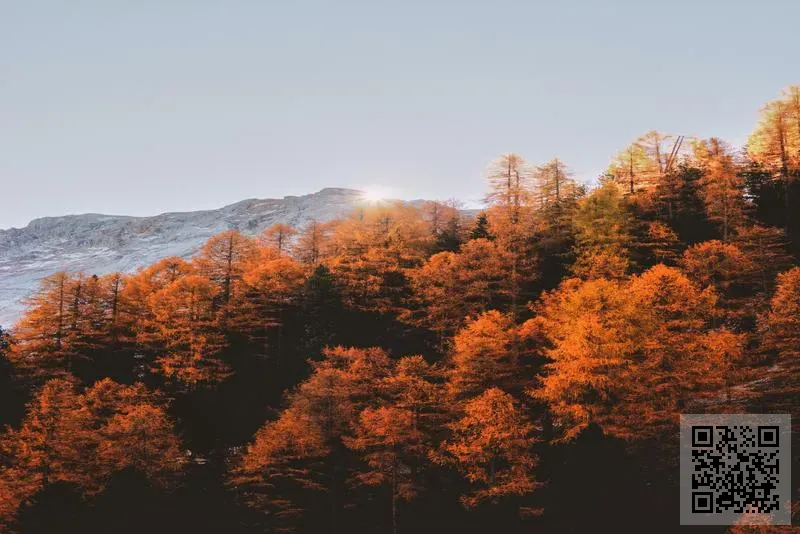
[361,187,390,203]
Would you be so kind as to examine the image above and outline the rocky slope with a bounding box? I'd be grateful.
[0,188,365,327]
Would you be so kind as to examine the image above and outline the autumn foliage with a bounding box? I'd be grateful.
[2,86,800,533]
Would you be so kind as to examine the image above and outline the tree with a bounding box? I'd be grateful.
[232,254,306,360]
[301,265,344,355]
[0,377,183,526]
[532,277,635,439]
[693,138,746,240]
[234,347,393,532]
[731,225,794,294]
[123,257,195,351]
[422,200,464,253]
[606,137,656,195]
[534,265,722,441]
[484,154,538,316]
[408,239,514,340]
[620,265,721,436]
[96,404,182,486]
[344,354,442,533]
[572,182,632,252]
[632,220,682,267]
[570,247,630,281]
[469,212,492,240]
[147,275,229,385]
[0,377,90,492]
[345,406,423,534]
[484,153,533,216]
[531,159,584,288]
[261,223,298,256]
[326,203,430,314]
[11,272,74,373]
[759,267,800,360]
[194,230,259,307]
[747,87,800,233]
[700,328,746,405]
[438,388,537,508]
[81,378,183,488]
[294,220,332,265]
[533,158,580,207]
[447,311,518,399]
[680,240,757,320]
[91,272,126,346]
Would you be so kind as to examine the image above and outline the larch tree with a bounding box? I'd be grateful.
[483,153,537,316]
[0,377,93,496]
[345,406,423,534]
[606,139,653,195]
[123,257,195,352]
[532,277,636,439]
[0,377,184,526]
[438,388,537,508]
[234,347,393,532]
[97,272,125,345]
[194,230,260,309]
[747,87,800,231]
[96,403,183,487]
[618,265,723,437]
[533,158,578,207]
[693,138,746,240]
[232,253,306,359]
[345,355,441,534]
[261,223,298,256]
[422,199,463,253]
[293,220,332,266]
[147,274,229,386]
[382,355,442,432]
[532,159,584,254]
[699,328,746,406]
[11,272,74,373]
[326,203,430,314]
[80,378,183,488]
[232,402,329,529]
[407,238,514,341]
[731,224,794,294]
[570,246,630,281]
[535,264,724,441]
[572,181,632,252]
[680,240,757,322]
[759,267,800,361]
[447,311,518,400]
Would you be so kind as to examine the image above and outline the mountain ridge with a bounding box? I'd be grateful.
[0,188,368,326]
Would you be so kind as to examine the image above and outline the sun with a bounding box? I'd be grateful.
[361,187,390,203]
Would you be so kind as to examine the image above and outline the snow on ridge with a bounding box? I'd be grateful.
[0,188,366,327]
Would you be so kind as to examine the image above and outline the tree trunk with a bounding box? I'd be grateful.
[778,114,791,233]
[56,276,65,350]
[392,452,398,534]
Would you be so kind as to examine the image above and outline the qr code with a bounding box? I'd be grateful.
[680,414,791,526]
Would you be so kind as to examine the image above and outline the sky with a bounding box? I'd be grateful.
[1,1,798,230]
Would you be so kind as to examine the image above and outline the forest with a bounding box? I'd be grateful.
[1,86,799,533]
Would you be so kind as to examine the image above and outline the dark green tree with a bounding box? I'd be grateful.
[302,265,344,356]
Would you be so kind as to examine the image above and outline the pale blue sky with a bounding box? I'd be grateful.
[1,1,798,229]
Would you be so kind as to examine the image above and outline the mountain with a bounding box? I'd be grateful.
[0,188,366,327]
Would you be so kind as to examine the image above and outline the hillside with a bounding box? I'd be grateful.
[0,188,364,326]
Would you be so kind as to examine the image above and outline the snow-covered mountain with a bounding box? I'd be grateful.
[0,188,366,327]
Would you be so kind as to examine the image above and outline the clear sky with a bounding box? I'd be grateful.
[1,1,798,229]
